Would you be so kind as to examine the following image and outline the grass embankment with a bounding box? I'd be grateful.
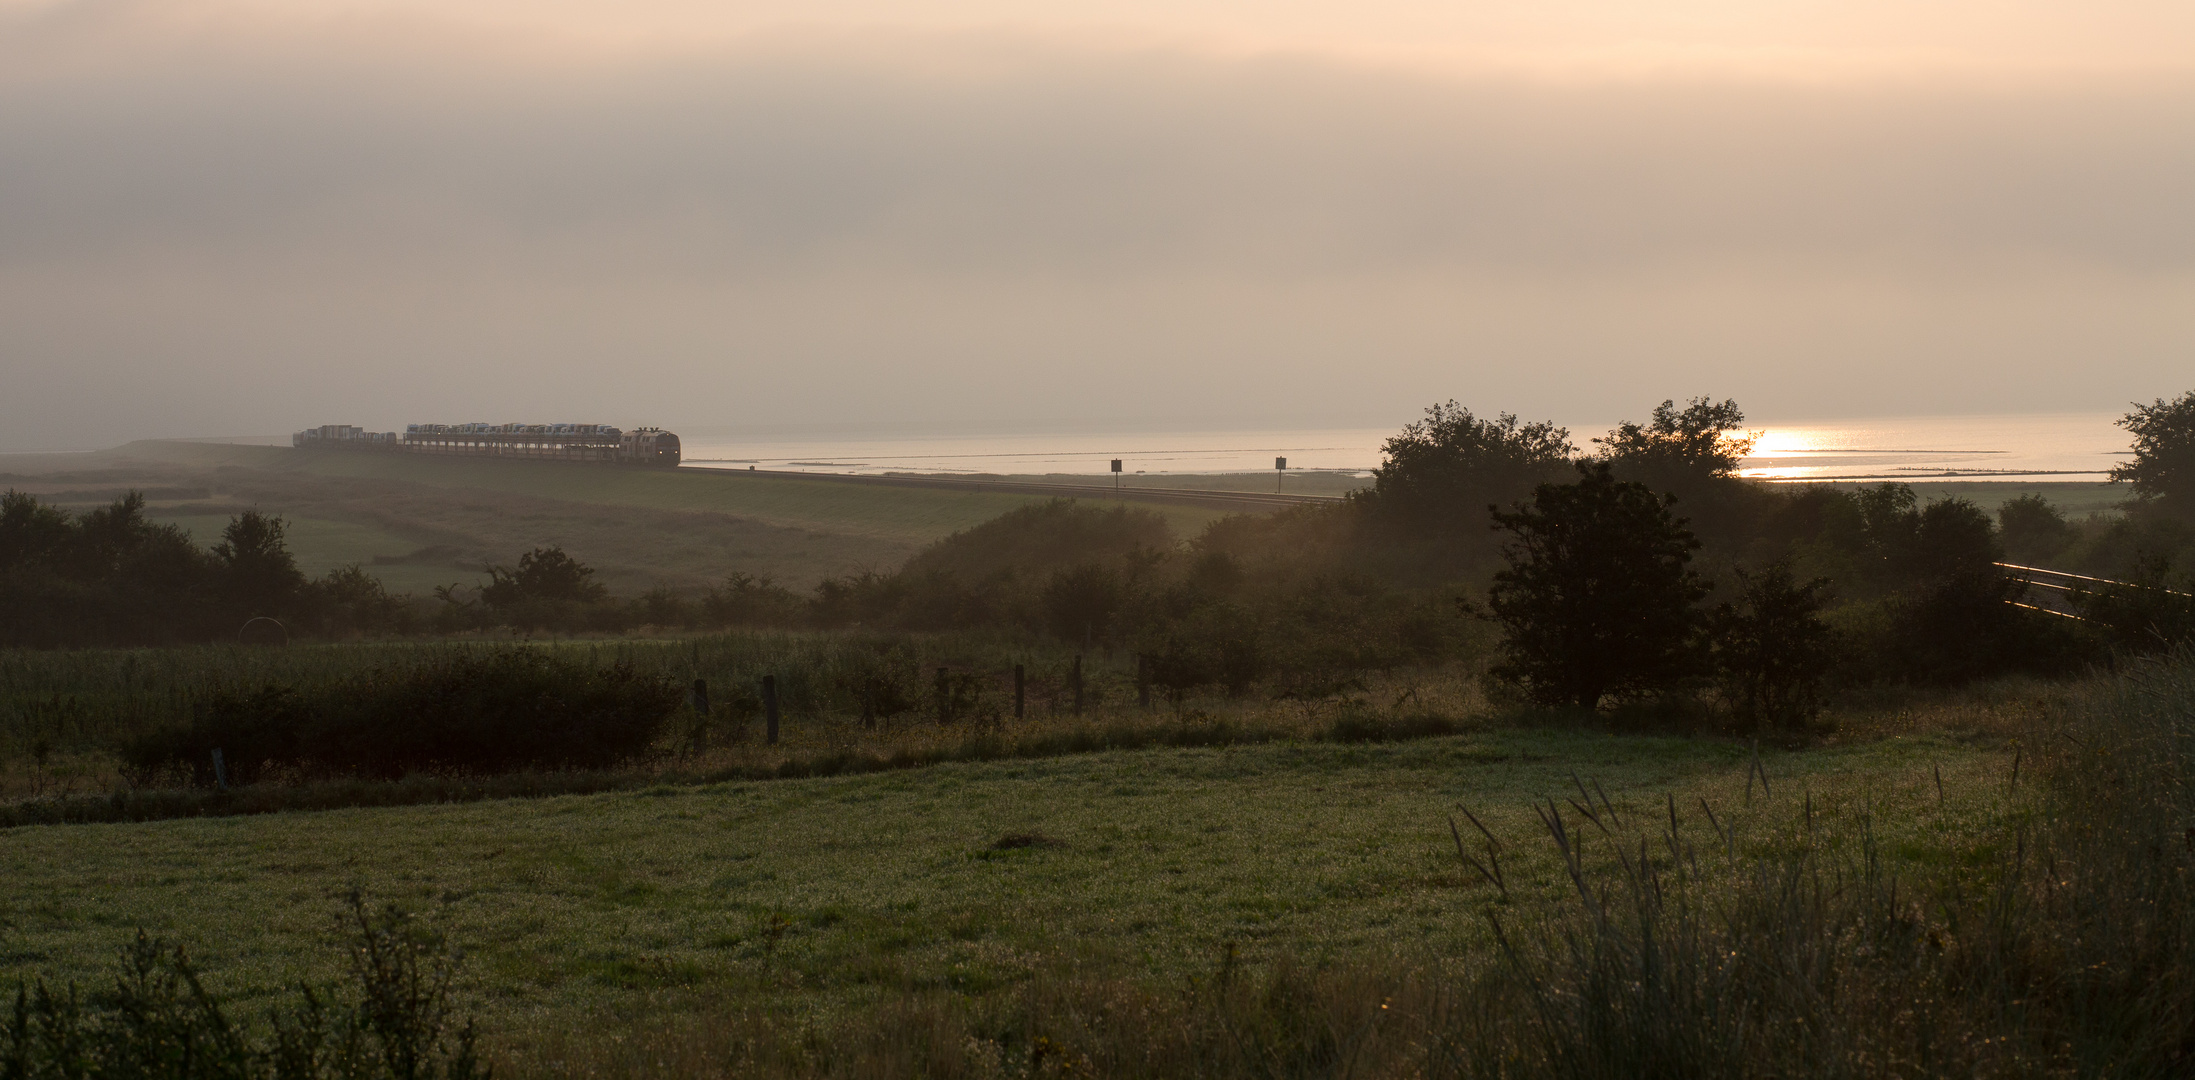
[0,441,1237,593]
[0,713,2028,1064]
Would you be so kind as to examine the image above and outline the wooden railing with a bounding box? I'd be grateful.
[1995,561,2192,621]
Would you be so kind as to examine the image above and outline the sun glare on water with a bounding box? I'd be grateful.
[1738,414,2123,483]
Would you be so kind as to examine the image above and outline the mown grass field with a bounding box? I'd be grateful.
[0,703,2030,1063]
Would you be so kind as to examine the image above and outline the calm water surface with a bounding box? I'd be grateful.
[678,412,2128,483]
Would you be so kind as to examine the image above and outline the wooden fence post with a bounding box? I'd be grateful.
[691,679,711,716]
[762,675,779,745]
[1071,656,1084,717]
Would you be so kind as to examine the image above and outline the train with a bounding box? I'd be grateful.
[292,422,681,467]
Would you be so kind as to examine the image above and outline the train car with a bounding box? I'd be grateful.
[293,422,680,466]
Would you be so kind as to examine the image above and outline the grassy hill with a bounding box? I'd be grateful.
[0,442,1238,594]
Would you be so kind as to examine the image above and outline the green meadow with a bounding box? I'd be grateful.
[0,716,2025,1052]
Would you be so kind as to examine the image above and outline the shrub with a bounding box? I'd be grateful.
[1040,563,1125,644]
[701,573,804,628]
[2075,553,2195,653]
[1874,569,2092,683]
[311,564,414,637]
[626,587,685,626]
[899,500,1171,585]
[1709,563,1835,728]
[1910,496,2001,582]
[1998,493,2074,564]
[1139,603,1264,703]
[479,546,607,630]
[122,649,681,782]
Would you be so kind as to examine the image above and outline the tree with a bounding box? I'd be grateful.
[480,546,607,611]
[1363,401,1575,533]
[1910,498,2003,582]
[1482,461,1709,709]
[1709,563,1835,728]
[1596,397,1756,477]
[0,491,215,647]
[2112,390,2195,511]
[0,489,72,571]
[213,510,308,616]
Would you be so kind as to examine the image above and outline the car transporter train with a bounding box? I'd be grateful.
[292,422,681,466]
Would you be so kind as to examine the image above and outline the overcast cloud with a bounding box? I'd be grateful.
[2,1,2192,448]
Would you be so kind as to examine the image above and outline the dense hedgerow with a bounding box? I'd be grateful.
[118,649,680,783]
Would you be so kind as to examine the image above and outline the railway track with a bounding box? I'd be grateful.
[681,465,1345,511]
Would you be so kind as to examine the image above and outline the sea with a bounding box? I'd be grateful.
[675,412,2130,484]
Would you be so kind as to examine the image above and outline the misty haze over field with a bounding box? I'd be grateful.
[3,0,2193,449]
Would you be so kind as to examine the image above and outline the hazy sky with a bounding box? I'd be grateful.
[3,0,2193,449]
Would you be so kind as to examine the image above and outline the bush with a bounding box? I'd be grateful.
[122,649,681,782]
[1709,563,1834,728]
[1863,569,2093,684]
[310,564,413,637]
[477,546,609,630]
[1139,603,1264,703]
[2075,553,2195,653]
[1040,563,1125,644]
[701,573,804,628]
[899,500,1171,585]
[1997,493,2074,564]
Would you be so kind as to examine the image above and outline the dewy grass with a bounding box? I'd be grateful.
[489,651,2195,1080]
[0,724,2027,1058]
